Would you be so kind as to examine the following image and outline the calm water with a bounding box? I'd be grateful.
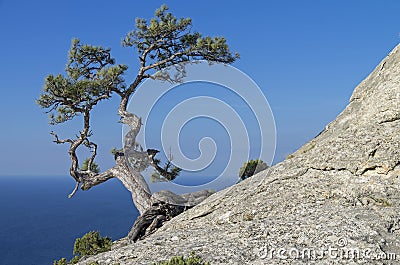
[0,176,139,265]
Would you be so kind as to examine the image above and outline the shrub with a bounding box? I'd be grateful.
[53,231,112,264]
[71,256,81,264]
[81,158,100,173]
[73,231,112,256]
[153,251,210,265]
[53,258,67,265]
[238,159,268,181]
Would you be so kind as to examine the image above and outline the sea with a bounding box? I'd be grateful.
[0,176,139,265]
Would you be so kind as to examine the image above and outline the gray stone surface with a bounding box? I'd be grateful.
[152,189,215,207]
[77,43,400,264]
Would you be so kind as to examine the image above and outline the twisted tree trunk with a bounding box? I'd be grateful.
[77,110,151,214]
[80,155,151,214]
[78,110,213,241]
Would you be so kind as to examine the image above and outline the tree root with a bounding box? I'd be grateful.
[128,201,188,242]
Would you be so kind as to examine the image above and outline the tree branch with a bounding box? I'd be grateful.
[68,181,80,198]
[80,169,115,191]
[83,139,97,175]
[50,131,73,144]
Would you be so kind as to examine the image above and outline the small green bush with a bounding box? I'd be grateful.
[71,256,81,264]
[74,231,112,256]
[81,158,100,173]
[238,159,268,181]
[153,251,210,265]
[53,258,67,265]
[53,231,112,265]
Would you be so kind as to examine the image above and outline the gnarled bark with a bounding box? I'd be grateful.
[79,110,213,238]
[76,110,152,215]
[80,155,151,215]
[127,202,186,242]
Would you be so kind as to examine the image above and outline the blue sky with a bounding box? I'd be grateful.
[0,0,399,176]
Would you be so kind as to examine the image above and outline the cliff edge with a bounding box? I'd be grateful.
[78,44,400,264]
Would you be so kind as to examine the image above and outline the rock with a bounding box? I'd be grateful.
[77,43,400,264]
[151,189,215,206]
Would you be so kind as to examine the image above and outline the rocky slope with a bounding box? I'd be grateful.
[78,44,400,264]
